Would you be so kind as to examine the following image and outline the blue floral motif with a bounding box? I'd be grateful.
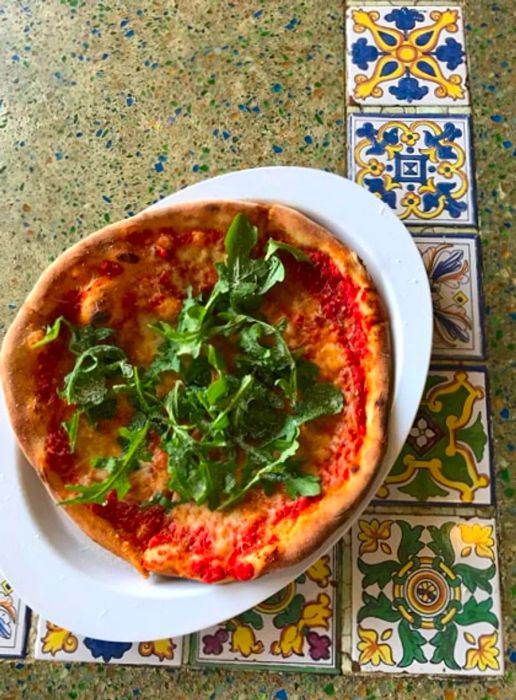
[83,638,132,662]
[422,183,468,218]
[356,122,399,155]
[431,249,464,281]
[364,177,397,209]
[356,122,378,141]
[423,123,462,159]
[434,311,469,342]
[384,8,424,31]
[388,75,429,102]
[351,38,379,70]
[424,246,471,345]
[435,38,464,70]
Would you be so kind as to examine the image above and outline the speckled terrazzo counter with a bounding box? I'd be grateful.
[0,1,514,698]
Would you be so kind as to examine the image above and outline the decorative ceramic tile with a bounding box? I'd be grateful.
[346,6,469,106]
[0,570,30,658]
[192,548,340,673]
[34,619,183,666]
[415,233,485,359]
[340,534,353,673]
[377,367,493,504]
[352,515,503,675]
[348,113,476,225]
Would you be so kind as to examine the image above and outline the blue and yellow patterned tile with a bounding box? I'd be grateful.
[346,6,469,106]
[34,619,184,666]
[376,366,493,505]
[415,232,486,359]
[348,112,476,226]
[191,547,341,673]
[0,570,30,659]
[351,514,503,675]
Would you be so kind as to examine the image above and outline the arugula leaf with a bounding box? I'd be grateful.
[32,316,66,348]
[60,421,149,505]
[34,316,137,450]
[265,239,312,264]
[68,325,115,355]
[284,474,321,498]
[217,417,303,509]
[60,344,133,424]
[33,316,116,356]
[206,375,228,406]
[295,383,344,425]
[224,212,258,271]
[62,411,82,453]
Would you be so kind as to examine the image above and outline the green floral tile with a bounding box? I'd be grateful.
[352,514,503,675]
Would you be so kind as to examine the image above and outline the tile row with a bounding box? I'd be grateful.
[2,514,503,676]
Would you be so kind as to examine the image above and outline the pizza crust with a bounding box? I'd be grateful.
[1,200,391,581]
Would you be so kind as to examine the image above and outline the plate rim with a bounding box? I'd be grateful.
[0,166,432,641]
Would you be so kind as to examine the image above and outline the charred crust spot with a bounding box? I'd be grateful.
[117,252,140,264]
[90,310,110,325]
[375,395,386,409]
[351,464,360,474]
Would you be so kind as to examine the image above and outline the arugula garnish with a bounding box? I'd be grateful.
[37,320,135,451]
[60,422,150,505]
[36,214,344,510]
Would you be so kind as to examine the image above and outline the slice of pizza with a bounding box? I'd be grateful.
[1,201,390,582]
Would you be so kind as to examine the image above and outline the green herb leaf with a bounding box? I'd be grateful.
[265,239,312,264]
[224,212,258,271]
[284,474,321,498]
[60,421,149,505]
[295,383,344,425]
[62,411,82,453]
[68,325,114,355]
[31,316,65,348]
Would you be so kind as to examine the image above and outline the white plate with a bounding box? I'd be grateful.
[0,167,432,641]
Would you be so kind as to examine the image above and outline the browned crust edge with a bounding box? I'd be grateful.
[0,199,391,581]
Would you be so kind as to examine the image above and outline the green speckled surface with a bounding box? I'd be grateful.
[0,0,514,698]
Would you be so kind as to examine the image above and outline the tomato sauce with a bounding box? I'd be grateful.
[44,424,76,480]
[91,492,165,548]
[299,251,368,436]
[36,343,64,404]
[53,288,84,324]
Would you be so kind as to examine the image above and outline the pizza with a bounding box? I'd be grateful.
[0,201,390,583]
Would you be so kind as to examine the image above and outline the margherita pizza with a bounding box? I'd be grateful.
[1,201,390,582]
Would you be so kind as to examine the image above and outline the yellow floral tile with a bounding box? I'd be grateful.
[346,6,469,106]
[192,547,340,672]
[0,569,30,658]
[352,515,503,675]
[34,618,183,666]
